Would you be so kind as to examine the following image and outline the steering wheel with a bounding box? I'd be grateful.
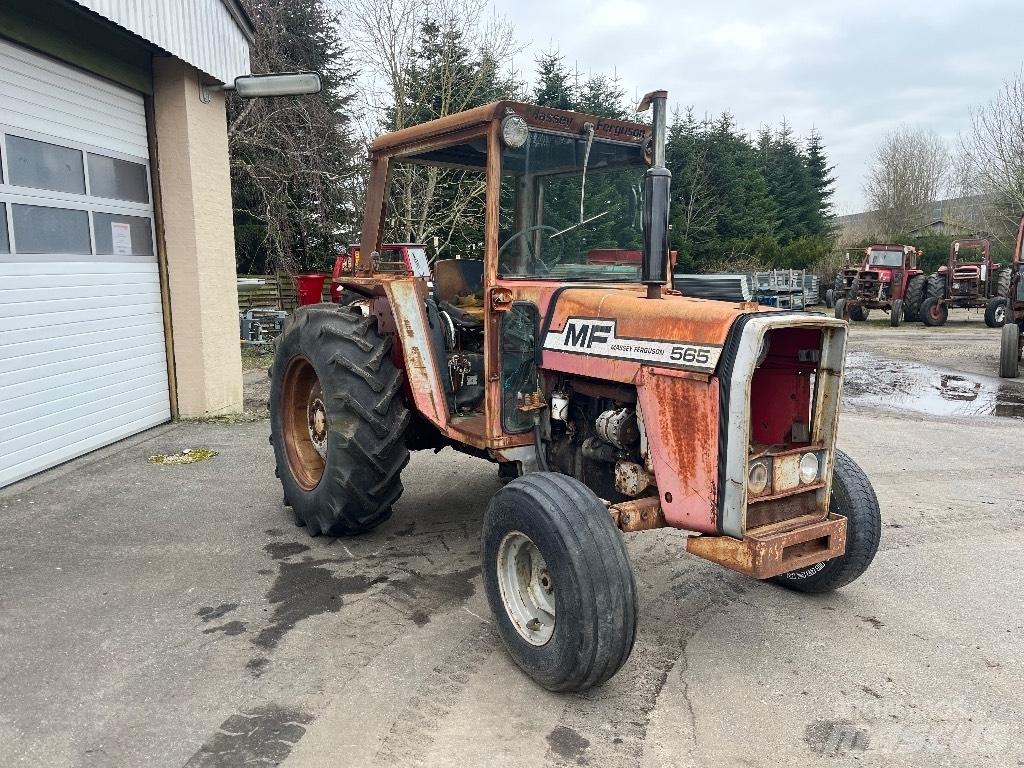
[498,225,562,274]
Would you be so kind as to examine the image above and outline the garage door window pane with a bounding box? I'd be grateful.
[93,213,153,256]
[6,136,86,194]
[0,204,8,253]
[11,205,91,254]
[88,153,149,203]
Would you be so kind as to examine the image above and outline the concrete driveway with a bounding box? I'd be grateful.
[2,362,1023,766]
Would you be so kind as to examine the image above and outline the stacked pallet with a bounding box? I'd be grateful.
[802,274,821,305]
[674,273,756,302]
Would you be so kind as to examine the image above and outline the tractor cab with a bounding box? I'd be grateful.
[860,244,917,283]
[941,239,999,294]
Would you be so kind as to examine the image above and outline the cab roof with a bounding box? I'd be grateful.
[370,100,651,156]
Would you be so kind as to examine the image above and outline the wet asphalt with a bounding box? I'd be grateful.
[2,322,1023,767]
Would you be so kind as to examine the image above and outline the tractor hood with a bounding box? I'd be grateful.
[541,287,760,377]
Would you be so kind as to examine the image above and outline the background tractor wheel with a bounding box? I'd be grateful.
[849,304,868,322]
[482,473,638,692]
[1000,322,1021,378]
[270,304,410,536]
[773,451,881,593]
[921,296,948,327]
[834,298,848,320]
[889,299,903,327]
[985,297,1007,328]
[997,267,1011,298]
[903,274,927,321]
[926,273,945,301]
[824,288,835,308]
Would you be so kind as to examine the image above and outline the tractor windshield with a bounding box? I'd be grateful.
[868,249,904,268]
[498,130,648,281]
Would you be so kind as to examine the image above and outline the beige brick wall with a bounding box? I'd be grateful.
[152,57,242,416]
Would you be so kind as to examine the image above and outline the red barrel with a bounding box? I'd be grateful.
[293,273,326,306]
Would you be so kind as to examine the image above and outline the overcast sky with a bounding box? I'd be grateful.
[492,0,1023,213]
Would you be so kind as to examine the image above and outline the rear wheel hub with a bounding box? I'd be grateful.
[307,383,328,460]
[281,356,326,490]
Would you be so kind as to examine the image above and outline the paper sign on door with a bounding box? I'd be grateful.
[111,222,133,255]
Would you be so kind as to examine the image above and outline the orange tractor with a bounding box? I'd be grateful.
[269,91,881,691]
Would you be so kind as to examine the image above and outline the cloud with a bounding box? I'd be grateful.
[494,0,1024,211]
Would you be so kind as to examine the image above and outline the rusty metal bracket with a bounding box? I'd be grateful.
[608,497,666,532]
[686,514,847,579]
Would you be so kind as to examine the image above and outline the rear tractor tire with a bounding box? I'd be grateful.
[997,267,1012,299]
[482,473,638,692]
[824,288,835,309]
[270,303,411,536]
[926,272,945,301]
[903,274,927,322]
[773,450,881,593]
[889,299,903,327]
[849,304,869,322]
[984,297,1007,328]
[921,296,948,327]
[1000,322,1021,378]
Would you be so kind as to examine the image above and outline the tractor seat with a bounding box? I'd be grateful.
[434,259,485,323]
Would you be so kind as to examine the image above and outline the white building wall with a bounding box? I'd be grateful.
[71,0,252,84]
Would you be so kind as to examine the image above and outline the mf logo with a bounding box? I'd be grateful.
[564,321,613,348]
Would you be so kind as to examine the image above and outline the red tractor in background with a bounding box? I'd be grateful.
[1000,218,1024,377]
[921,238,1011,327]
[833,244,926,327]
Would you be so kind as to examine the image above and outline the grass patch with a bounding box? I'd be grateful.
[148,448,219,465]
[241,346,275,370]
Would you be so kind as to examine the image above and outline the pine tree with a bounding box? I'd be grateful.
[576,72,629,119]
[757,121,815,243]
[229,0,362,274]
[805,129,837,237]
[532,50,576,110]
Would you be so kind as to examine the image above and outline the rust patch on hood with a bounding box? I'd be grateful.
[545,287,754,346]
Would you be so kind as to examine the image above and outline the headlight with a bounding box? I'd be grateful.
[799,452,819,484]
[748,460,770,495]
[501,113,528,149]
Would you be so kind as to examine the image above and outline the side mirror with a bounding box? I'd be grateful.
[201,71,321,102]
[231,72,322,98]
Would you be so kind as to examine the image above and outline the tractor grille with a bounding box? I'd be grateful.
[855,271,881,299]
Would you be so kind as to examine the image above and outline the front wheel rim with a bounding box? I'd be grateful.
[496,531,555,645]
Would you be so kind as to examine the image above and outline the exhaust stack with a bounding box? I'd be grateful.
[638,90,671,300]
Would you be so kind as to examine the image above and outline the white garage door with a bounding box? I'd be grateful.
[0,38,170,488]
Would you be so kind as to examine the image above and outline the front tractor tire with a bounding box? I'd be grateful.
[889,299,903,327]
[773,451,881,594]
[270,304,410,536]
[984,297,1007,328]
[482,473,638,692]
[833,298,847,320]
[921,296,948,327]
[849,304,869,322]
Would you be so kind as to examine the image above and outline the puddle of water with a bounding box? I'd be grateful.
[843,351,1024,420]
